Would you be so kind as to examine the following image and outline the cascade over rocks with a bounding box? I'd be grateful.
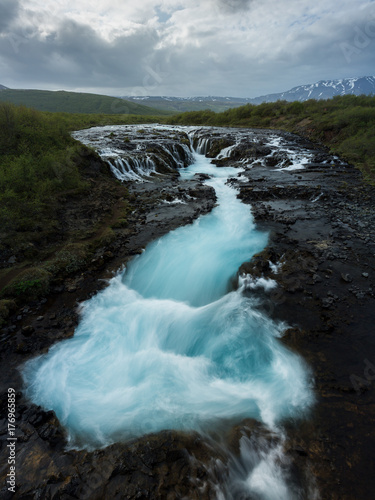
[73,126,194,181]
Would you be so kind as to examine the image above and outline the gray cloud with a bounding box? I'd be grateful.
[0,0,20,34]
[216,0,254,14]
[0,0,374,97]
[0,18,161,90]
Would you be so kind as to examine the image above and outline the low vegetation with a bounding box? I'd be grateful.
[0,104,80,254]
[0,102,162,246]
[166,95,375,182]
[1,268,51,300]
[0,103,164,301]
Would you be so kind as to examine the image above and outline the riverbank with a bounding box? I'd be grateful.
[231,133,375,499]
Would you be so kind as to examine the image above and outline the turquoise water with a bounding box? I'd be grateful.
[22,150,313,450]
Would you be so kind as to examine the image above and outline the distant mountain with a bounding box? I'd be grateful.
[120,95,250,113]
[0,88,171,115]
[1,76,373,115]
[123,76,375,112]
[248,76,375,104]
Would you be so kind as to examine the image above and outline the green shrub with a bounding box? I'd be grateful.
[2,268,51,299]
[94,227,116,246]
[45,243,89,275]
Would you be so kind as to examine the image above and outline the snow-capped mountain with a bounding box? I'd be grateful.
[0,84,8,90]
[122,76,375,112]
[249,76,375,104]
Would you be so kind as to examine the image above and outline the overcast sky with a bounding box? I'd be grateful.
[0,0,374,97]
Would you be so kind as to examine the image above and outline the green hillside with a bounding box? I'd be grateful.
[0,88,172,115]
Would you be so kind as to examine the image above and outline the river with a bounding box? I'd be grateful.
[23,126,314,499]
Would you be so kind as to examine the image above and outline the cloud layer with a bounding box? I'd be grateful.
[0,0,374,96]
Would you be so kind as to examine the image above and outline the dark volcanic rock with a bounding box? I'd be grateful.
[228,132,375,500]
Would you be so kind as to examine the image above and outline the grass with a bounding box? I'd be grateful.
[0,105,80,250]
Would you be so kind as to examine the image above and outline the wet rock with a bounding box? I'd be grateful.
[15,341,33,353]
[196,173,211,180]
[322,297,334,308]
[341,273,353,283]
[205,137,232,158]
[239,247,279,278]
[290,445,309,457]
[21,325,35,337]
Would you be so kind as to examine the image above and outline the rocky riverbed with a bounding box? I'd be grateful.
[233,138,375,500]
[1,125,375,499]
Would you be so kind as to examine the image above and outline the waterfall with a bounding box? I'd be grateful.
[72,125,195,182]
[108,155,158,181]
[194,136,212,155]
[216,142,238,160]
